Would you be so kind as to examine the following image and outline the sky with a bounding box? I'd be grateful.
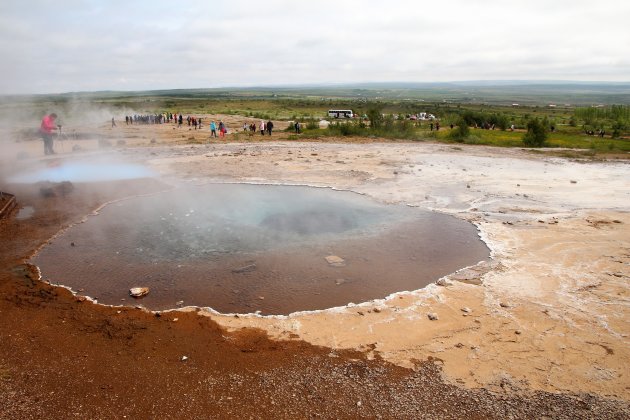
[1,0,629,94]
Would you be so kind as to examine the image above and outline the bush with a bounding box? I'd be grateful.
[448,119,470,142]
[522,118,548,147]
[367,108,384,129]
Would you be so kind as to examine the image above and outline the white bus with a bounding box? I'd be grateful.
[328,109,354,118]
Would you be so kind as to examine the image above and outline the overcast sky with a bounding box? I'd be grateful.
[1,0,628,94]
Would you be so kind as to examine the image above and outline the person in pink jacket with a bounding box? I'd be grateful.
[40,113,59,155]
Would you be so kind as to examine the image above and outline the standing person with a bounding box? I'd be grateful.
[266,119,274,136]
[259,120,265,136]
[218,121,225,138]
[40,113,59,155]
[294,120,301,134]
[111,117,116,127]
[210,121,217,137]
[178,114,183,127]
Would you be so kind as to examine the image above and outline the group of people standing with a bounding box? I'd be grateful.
[37,111,292,155]
[244,120,274,136]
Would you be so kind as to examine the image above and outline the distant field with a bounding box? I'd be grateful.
[1,83,628,157]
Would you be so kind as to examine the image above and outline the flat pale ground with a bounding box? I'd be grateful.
[3,117,629,400]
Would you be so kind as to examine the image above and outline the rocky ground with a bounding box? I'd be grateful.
[0,119,628,418]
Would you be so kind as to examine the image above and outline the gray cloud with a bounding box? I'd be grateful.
[1,0,628,94]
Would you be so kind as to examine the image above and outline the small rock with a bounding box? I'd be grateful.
[172,318,179,322]
[427,312,439,321]
[175,301,184,306]
[461,307,472,313]
[499,302,511,308]
[515,330,522,335]
[357,401,362,407]
[181,356,188,361]
[325,255,346,267]
[373,308,381,313]
[570,180,577,184]
[70,242,75,247]
[436,278,451,286]
[258,296,265,300]
[335,278,346,285]
[129,287,149,298]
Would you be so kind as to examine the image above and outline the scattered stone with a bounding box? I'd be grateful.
[258,296,265,300]
[466,184,470,189]
[70,242,75,247]
[436,278,451,286]
[181,356,188,361]
[461,307,472,313]
[515,330,522,335]
[334,278,346,285]
[325,255,346,267]
[570,180,577,184]
[175,301,184,307]
[612,220,622,224]
[455,342,465,348]
[427,312,439,321]
[357,401,362,407]
[499,302,511,308]
[129,287,150,298]
[373,308,381,313]
[172,318,178,322]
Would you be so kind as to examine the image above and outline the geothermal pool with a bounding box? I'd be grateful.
[33,184,489,315]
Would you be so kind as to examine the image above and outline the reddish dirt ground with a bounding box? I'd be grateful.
[1,178,629,418]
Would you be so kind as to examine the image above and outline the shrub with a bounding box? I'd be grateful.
[522,118,548,147]
[448,119,470,142]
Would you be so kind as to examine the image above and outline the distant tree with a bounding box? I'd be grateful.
[523,117,548,147]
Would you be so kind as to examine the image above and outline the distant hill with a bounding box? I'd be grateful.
[2,81,629,106]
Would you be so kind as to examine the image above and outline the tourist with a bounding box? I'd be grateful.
[260,120,266,135]
[294,121,301,134]
[111,117,116,128]
[39,113,59,155]
[266,120,274,136]
[210,121,217,137]
[218,121,225,138]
